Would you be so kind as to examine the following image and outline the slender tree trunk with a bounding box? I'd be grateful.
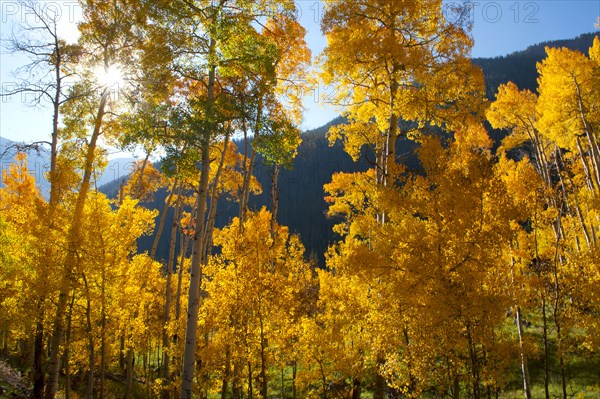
[135,151,152,198]
[125,348,134,399]
[39,28,66,398]
[259,315,268,399]
[280,367,285,399]
[452,374,460,399]
[99,294,106,399]
[240,127,257,223]
[270,164,281,236]
[202,133,230,258]
[318,359,327,399]
[151,178,179,258]
[45,84,109,399]
[241,151,255,221]
[248,361,254,399]
[9,12,66,395]
[515,306,532,399]
[530,133,549,185]
[555,307,568,399]
[403,325,416,394]
[467,326,480,399]
[161,181,183,399]
[145,338,151,399]
[179,157,210,399]
[574,78,600,191]
[240,100,263,224]
[161,228,178,395]
[32,309,45,399]
[573,200,593,249]
[541,294,550,399]
[179,40,216,398]
[556,151,595,249]
[381,72,399,192]
[375,146,383,214]
[173,224,191,366]
[508,253,532,399]
[551,235,568,399]
[175,232,190,322]
[559,352,567,399]
[160,278,173,399]
[64,292,75,399]
[221,346,231,399]
[83,274,95,399]
[48,12,63,212]
[120,336,126,372]
[291,362,297,399]
[575,137,596,191]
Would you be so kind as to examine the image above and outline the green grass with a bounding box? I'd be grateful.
[497,324,600,399]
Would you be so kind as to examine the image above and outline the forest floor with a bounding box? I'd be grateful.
[1,354,598,399]
[0,360,29,399]
[496,352,600,399]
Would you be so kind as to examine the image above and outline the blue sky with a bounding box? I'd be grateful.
[295,0,600,129]
[1,0,598,149]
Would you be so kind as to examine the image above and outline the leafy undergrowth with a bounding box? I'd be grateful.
[0,360,29,399]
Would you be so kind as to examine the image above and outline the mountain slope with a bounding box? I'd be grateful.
[107,32,598,264]
[473,32,597,99]
[0,137,134,198]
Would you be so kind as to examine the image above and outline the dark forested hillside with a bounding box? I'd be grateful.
[226,117,366,263]
[100,32,598,265]
[473,32,597,99]
[104,117,369,264]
